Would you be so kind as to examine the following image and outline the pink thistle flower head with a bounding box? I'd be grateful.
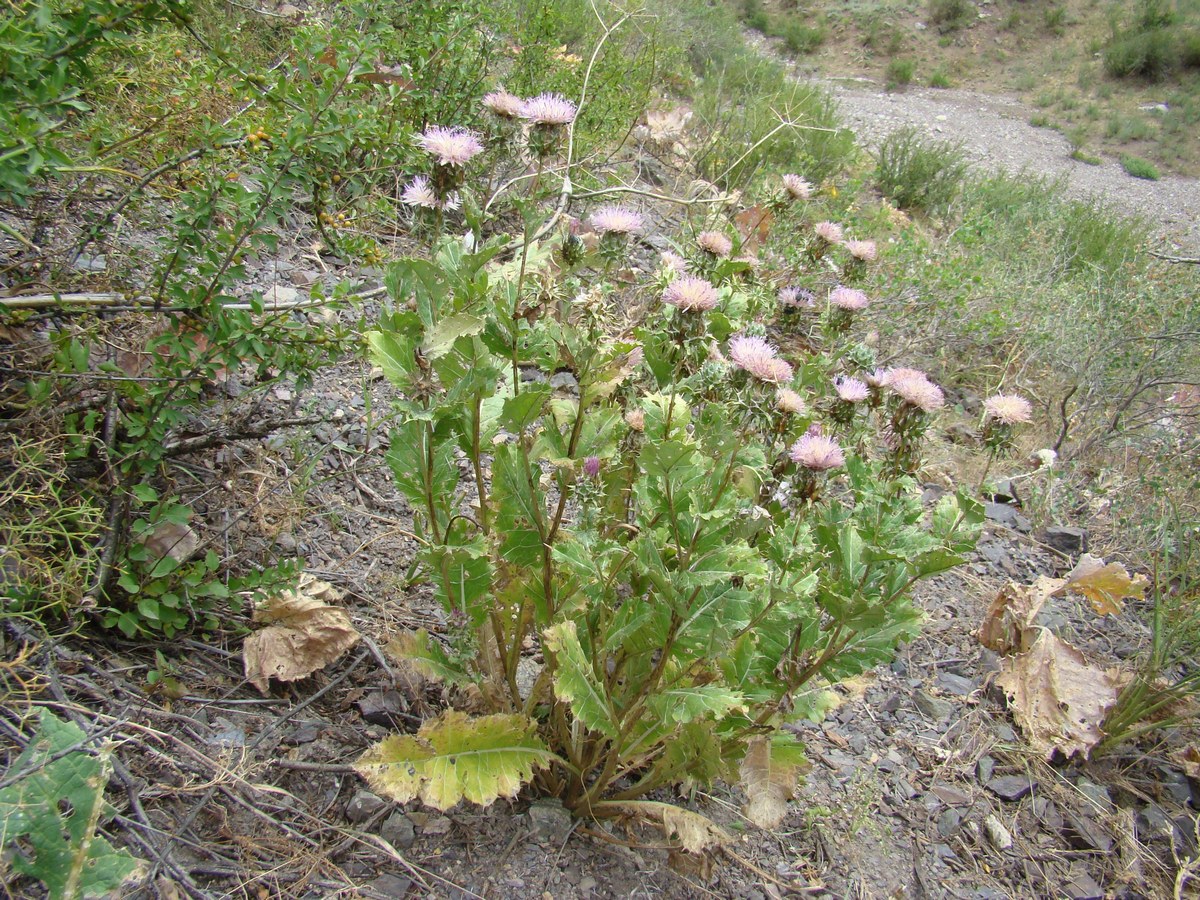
[416,125,484,166]
[697,230,733,257]
[984,394,1033,425]
[814,221,843,243]
[844,240,877,262]
[829,286,869,311]
[520,92,577,126]
[589,205,644,236]
[483,89,524,118]
[790,428,845,471]
[835,376,869,403]
[402,175,439,209]
[864,367,888,389]
[885,368,945,412]
[663,276,719,311]
[782,174,813,200]
[583,455,601,478]
[660,251,689,275]
[778,286,815,308]
[777,388,808,415]
[729,334,791,383]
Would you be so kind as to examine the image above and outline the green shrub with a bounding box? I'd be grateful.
[781,20,826,55]
[875,126,969,216]
[1120,153,1161,179]
[1103,28,1179,80]
[1044,5,1069,35]
[928,0,974,33]
[928,68,953,88]
[886,58,916,89]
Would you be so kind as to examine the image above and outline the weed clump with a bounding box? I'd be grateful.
[874,126,968,216]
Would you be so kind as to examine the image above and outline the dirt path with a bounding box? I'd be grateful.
[747,31,1200,253]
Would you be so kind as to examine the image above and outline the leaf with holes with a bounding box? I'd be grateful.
[355,711,556,810]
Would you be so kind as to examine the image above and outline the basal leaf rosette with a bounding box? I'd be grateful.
[355,711,558,810]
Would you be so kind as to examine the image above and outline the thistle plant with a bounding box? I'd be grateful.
[357,164,981,842]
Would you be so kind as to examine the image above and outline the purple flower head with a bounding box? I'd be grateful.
[402,175,439,209]
[583,455,601,478]
[520,92,577,126]
[697,230,733,257]
[829,286,869,311]
[483,89,524,118]
[790,427,845,471]
[884,367,945,412]
[778,286,815,309]
[776,388,807,415]
[663,276,719,311]
[660,251,689,275]
[834,376,869,403]
[589,205,644,236]
[782,174,813,200]
[983,394,1033,425]
[729,335,793,383]
[843,240,877,262]
[416,126,484,166]
[814,221,843,243]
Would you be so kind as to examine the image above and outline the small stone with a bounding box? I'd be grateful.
[549,371,579,393]
[993,723,1017,742]
[920,484,947,505]
[1064,811,1113,852]
[263,285,300,307]
[380,812,415,849]
[274,532,298,552]
[1033,797,1064,830]
[281,723,321,745]
[937,808,963,838]
[1044,526,1088,554]
[983,814,1013,850]
[935,672,976,696]
[1138,803,1173,842]
[369,874,412,897]
[345,790,387,824]
[1063,871,1104,900]
[977,756,995,784]
[986,479,1020,505]
[913,690,954,720]
[931,784,973,807]
[579,876,597,894]
[421,815,452,835]
[527,798,574,846]
[73,254,107,273]
[893,778,918,801]
[1075,779,1112,812]
[986,775,1037,802]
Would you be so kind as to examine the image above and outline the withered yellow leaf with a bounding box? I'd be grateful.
[1062,554,1148,616]
[739,734,807,829]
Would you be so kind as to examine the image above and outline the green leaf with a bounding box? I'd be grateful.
[424,540,491,624]
[131,484,157,504]
[500,385,551,434]
[386,629,469,684]
[0,709,142,898]
[639,439,695,479]
[648,684,746,725]
[424,313,484,359]
[366,331,416,386]
[543,621,619,739]
[355,711,555,810]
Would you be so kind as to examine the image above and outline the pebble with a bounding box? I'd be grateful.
[977,756,995,784]
[527,798,574,846]
[380,812,415,849]
[984,814,1013,850]
[937,807,962,837]
[913,689,954,720]
[935,672,976,696]
[1043,525,1088,554]
[986,775,1038,802]
[345,790,387,824]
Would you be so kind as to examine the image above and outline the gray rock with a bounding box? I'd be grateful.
[549,371,579,393]
[977,756,995,784]
[936,672,976,696]
[913,690,954,720]
[986,775,1037,802]
[937,807,963,837]
[73,254,107,273]
[281,723,321,746]
[346,790,388,824]
[1044,525,1088,554]
[1075,778,1112,812]
[986,479,1020,505]
[527,798,574,845]
[920,484,947,505]
[369,873,413,897]
[1138,803,1174,842]
[983,814,1013,850]
[1063,871,1104,900]
[982,502,1031,532]
[1064,811,1113,852]
[380,812,415,849]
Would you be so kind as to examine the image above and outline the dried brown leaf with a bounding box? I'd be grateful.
[977,576,1062,654]
[734,206,773,253]
[739,735,801,829]
[662,805,732,854]
[1062,554,1148,616]
[243,574,359,693]
[141,522,199,566]
[1173,746,1200,781]
[995,630,1121,760]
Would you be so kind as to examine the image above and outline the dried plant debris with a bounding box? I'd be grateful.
[243,574,360,693]
[979,555,1147,759]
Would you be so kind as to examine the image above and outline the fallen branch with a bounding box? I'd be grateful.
[2,292,333,311]
[1149,250,1200,265]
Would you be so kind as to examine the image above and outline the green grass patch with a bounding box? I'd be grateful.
[1120,153,1161,178]
[875,126,968,216]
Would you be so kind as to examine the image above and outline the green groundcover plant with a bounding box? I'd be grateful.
[354,97,982,847]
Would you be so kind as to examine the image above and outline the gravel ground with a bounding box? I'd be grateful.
[746,30,1200,253]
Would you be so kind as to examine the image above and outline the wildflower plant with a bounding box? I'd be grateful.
[358,148,981,848]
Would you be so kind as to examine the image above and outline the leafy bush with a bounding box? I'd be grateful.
[875,126,968,216]
[928,0,974,33]
[1120,153,1161,179]
[929,68,952,88]
[886,58,916,89]
[781,20,826,56]
[1103,28,1180,80]
[357,130,980,831]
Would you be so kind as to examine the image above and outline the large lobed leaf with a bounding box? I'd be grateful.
[738,733,809,829]
[543,621,619,738]
[0,709,143,899]
[355,711,556,810]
